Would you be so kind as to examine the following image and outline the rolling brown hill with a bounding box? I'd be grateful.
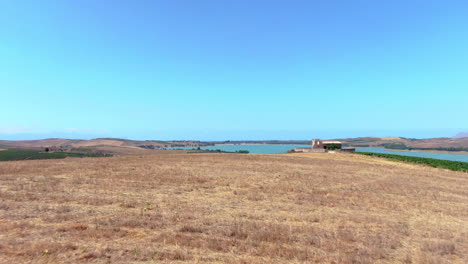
[2,137,468,152]
[0,138,200,151]
[337,137,468,149]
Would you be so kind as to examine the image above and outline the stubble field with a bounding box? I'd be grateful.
[0,153,467,263]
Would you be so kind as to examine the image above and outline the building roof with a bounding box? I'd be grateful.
[321,141,342,144]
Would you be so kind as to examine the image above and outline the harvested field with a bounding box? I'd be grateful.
[0,153,467,263]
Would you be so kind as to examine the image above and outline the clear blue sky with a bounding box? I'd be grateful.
[1,0,467,140]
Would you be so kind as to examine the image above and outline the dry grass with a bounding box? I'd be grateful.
[0,152,467,263]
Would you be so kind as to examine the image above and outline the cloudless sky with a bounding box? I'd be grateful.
[1,0,467,140]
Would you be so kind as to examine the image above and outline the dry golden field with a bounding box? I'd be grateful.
[0,153,467,263]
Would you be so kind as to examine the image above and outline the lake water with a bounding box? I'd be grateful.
[356,148,468,163]
[175,144,310,154]
[173,144,468,162]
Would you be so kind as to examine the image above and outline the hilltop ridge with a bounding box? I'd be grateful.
[336,136,468,149]
[454,132,468,138]
[2,136,468,153]
[0,138,202,150]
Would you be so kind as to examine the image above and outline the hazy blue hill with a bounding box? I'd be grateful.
[454,132,468,138]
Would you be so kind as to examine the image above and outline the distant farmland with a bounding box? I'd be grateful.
[0,149,111,161]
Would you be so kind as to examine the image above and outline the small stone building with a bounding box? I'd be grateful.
[294,139,354,153]
[312,139,342,150]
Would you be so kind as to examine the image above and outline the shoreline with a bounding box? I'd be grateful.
[358,147,468,155]
[211,143,310,146]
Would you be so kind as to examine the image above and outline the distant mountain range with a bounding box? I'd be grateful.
[454,132,468,138]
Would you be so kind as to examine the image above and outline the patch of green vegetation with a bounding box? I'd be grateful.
[93,137,128,141]
[187,148,249,154]
[400,137,419,141]
[382,143,408,149]
[383,144,468,152]
[0,149,111,162]
[144,140,170,144]
[139,145,158,149]
[325,144,341,150]
[354,152,468,172]
[71,147,93,152]
[407,147,468,152]
[440,147,468,151]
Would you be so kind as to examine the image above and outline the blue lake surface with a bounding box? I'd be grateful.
[356,148,468,163]
[174,144,310,154]
[172,144,468,162]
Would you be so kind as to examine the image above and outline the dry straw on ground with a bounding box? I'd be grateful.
[0,153,467,263]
